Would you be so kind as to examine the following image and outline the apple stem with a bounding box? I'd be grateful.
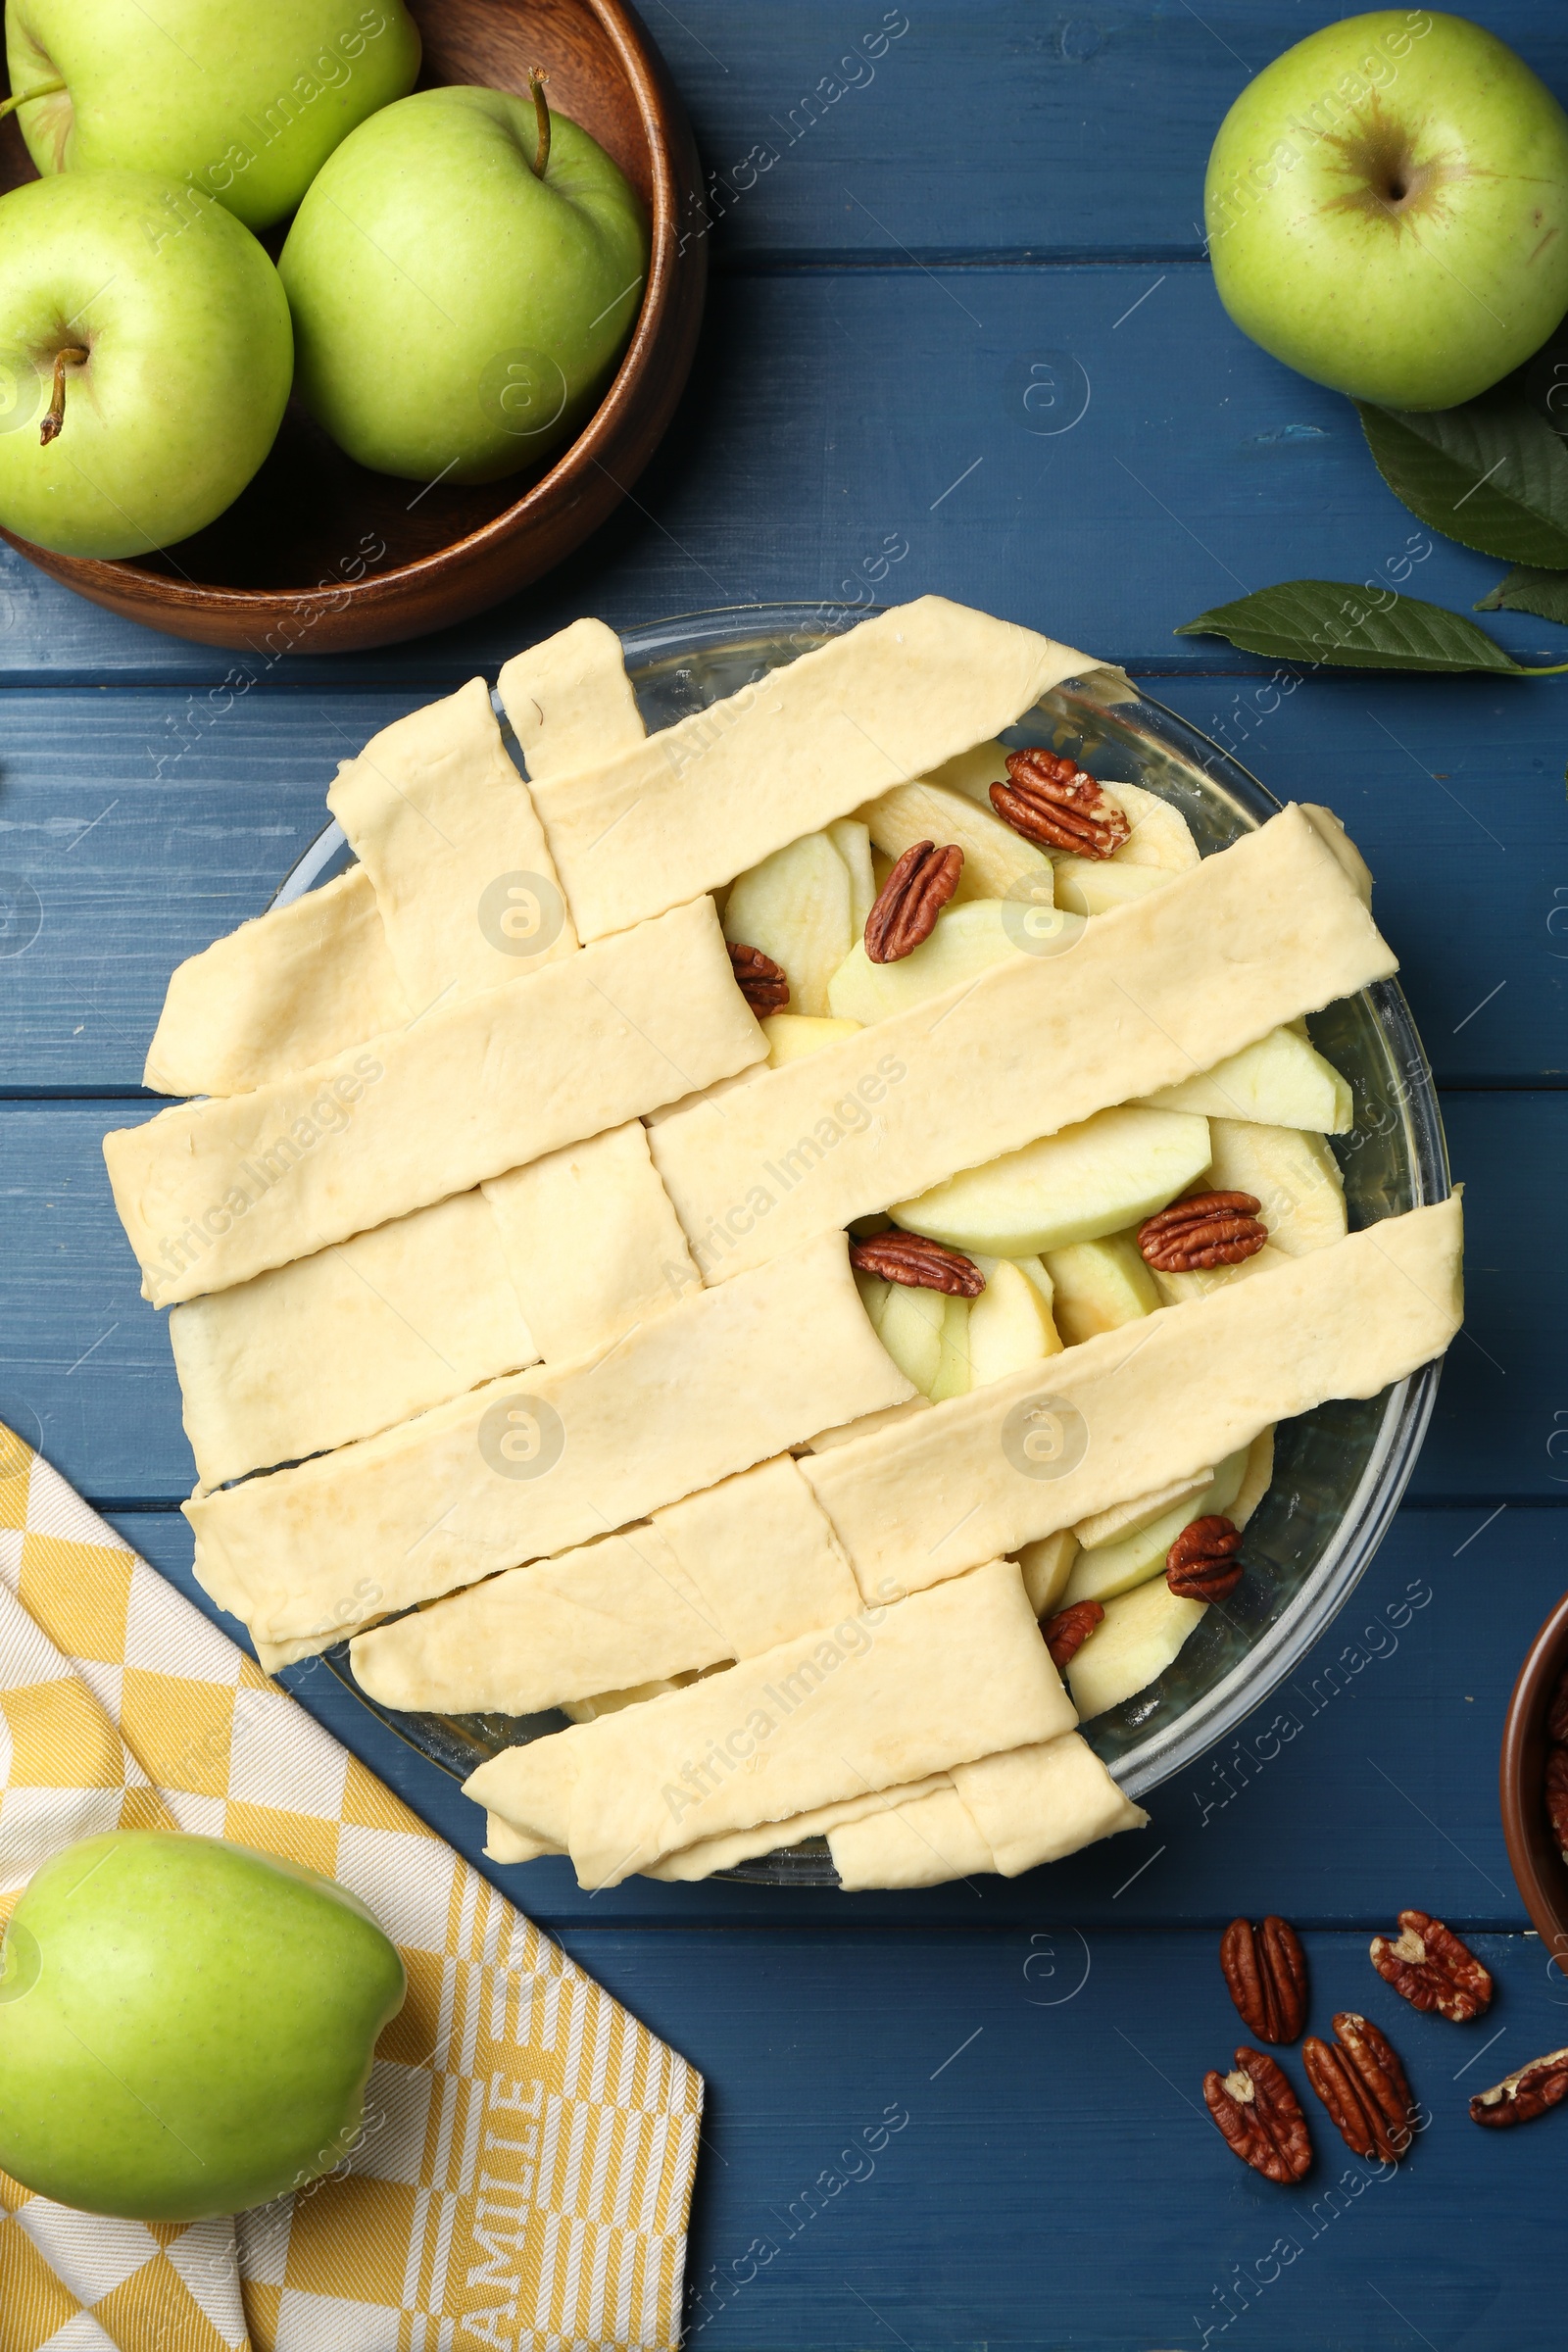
[39,347,87,447]
[528,68,551,179]
[0,77,66,122]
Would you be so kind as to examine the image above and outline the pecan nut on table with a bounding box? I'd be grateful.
[1303,2012,1417,2163]
[1470,2047,1568,2130]
[864,840,963,962]
[1369,1910,1493,2022]
[1220,1914,1308,2043]
[1203,2047,1313,2182]
[988,747,1131,858]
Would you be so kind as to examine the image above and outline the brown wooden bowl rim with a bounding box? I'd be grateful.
[1499,1585,1568,1968]
[12,0,691,621]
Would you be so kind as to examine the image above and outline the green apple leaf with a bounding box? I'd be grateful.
[1356,391,1568,567]
[1474,565,1568,626]
[1175,581,1568,674]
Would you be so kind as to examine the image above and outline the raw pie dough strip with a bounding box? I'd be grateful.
[521,598,1110,943]
[482,1121,699,1363]
[143,866,409,1100]
[349,1455,864,1716]
[801,1196,1463,1605]
[188,1230,916,1663]
[827,1734,1146,1889]
[468,1558,1077,1888]
[325,677,579,1011]
[174,1119,702,1491]
[648,807,1396,1285]
[349,1523,733,1718]
[142,618,639,1099]
[172,1189,539,1492]
[105,895,763,1306]
[499,615,647,780]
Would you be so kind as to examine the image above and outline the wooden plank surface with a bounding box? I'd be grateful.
[0,674,1563,1093]
[0,272,1562,683]
[4,2,1567,2339]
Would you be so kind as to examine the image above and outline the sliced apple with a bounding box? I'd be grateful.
[1061,1447,1249,1608]
[929,1297,973,1402]
[828,817,876,935]
[1054,858,1173,917]
[1137,1025,1352,1133]
[1073,1468,1213,1552]
[876,1280,946,1396]
[1044,1231,1160,1346]
[966,1257,1063,1388]
[858,776,1054,903]
[1067,1577,1207,1721]
[1232,1425,1275,1529]
[1104,780,1200,872]
[827,898,1022,1024]
[1015,1528,1078,1618]
[854,1268,892,1330]
[892,1106,1211,1257]
[1207,1117,1348,1256]
[761,1012,863,1067]
[723,829,854,1016]
[1150,1238,1294,1307]
[915,737,1011,808]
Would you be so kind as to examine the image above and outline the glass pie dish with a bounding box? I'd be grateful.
[274,604,1449,1885]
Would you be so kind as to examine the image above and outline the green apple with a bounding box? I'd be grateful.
[1204,11,1568,410]
[278,84,650,483]
[5,0,421,232]
[0,1832,404,2221]
[0,172,291,557]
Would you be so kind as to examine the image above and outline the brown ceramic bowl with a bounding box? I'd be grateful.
[0,0,706,652]
[1500,1590,1568,1971]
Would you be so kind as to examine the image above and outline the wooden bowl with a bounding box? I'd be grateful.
[0,0,706,652]
[1499,1588,1568,1971]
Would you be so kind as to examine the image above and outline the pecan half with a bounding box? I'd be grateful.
[849,1229,985,1298]
[1470,2046,1568,2130]
[1167,1515,1245,1603]
[1303,2012,1416,2162]
[727,940,788,1014]
[1369,1909,1493,2023]
[1041,1599,1103,1671]
[989,748,1131,860]
[1546,1746,1568,1865]
[1220,1916,1308,2043]
[1203,2047,1312,2183]
[1548,1661,1568,1746]
[1138,1191,1268,1273]
[865,841,963,962]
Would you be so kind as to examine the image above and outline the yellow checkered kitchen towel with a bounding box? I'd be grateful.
[0,1424,703,2352]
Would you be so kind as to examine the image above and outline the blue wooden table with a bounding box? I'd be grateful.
[5,4,1568,2342]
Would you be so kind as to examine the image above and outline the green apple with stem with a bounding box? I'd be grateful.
[1204,10,1568,410]
[0,1832,405,2221]
[0,171,292,557]
[278,77,650,483]
[3,0,421,233]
